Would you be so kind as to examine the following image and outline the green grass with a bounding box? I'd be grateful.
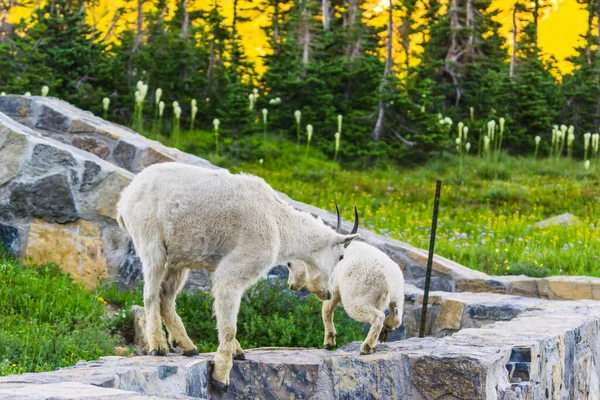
[0,256,117,376]
[97,279,365,354]
[232,149,599,277]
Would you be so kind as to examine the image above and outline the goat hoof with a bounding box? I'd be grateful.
[150,349,167,356]
[212,380,229,393]
[324,344,334,350]
[233,352,246,360]
[183,349,199,357]
[360,344,375,355]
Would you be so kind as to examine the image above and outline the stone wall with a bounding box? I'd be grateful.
[3,285,600,399]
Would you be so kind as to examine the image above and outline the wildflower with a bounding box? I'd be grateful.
[499,117,505,134]
[307,124,313,142]
[206,97,210,102]
[262,108,268,122]
[469,106,474,120]
[465,142,471,153]
[484,136,490,153]
[294,110,302,124]
[259,159,264,165]
[213,118,220,155]
[253,88,259,96]
[444,117,453,125]
[24,92,31,96]
[41,86,49,97]
[534,135,541,160]
[592,133,600,156]
[458,121,464,140]
[155,88,162,105]
[585,160,590,170]
[584,132,591,149]
[506,266,511,271]
[158,101,165,117]
[338,115,343,134]
[248,94,255,110]
[463,126,469,141]
[0,92,5,96]
[334,131,341,161]
[535,136,541,144]
[102,97,110,111]
[455,137,461,145]
[173,104,181,119]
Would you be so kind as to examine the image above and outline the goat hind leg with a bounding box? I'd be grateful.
[346,303,385,355]
[160,268,198,356]
[142,249,169,356]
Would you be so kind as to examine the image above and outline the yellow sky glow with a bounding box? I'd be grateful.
[8,0,587,75]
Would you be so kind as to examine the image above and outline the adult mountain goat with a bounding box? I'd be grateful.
[116,162,358,388]
[287,208,404,355]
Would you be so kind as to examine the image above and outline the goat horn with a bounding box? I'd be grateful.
[335,201,342,233]
[350,206,359,234]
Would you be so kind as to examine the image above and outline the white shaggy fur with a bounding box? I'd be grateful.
[287,241,404,354]
[116,162,358,387]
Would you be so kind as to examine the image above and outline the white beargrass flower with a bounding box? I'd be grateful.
[458,121,464,140]
[469,107,474,120]
[484,135,490,152]
[155,88,162,105]
[444,117,453,125]
[102,97,110,111]
[253,88,259,95]
[463,126,469,141]
[465,142,471,153]
[213,118,220,131]
[535,136,541,144]
[206,98,210,102]
[585,160,590,170]
[338,115,343,134]
[499,117,505,133]
[191,105,198,119]
[172,101,179,109]
[24,92,31,97]
[259,158,264,165]
[567,131,575,146]
[0,92,5,96]
[592,133,600,154]
[439,119,445,125]
[249,94,255,110]
[294,110,301,124]
[584,132,591,149]
[455,137,461,145]
[262,108,268,122]
[307,124,313,142]
[41,86,49,97]
[437,113,443,120]
[158,101,165,117]
[174,105,181,119]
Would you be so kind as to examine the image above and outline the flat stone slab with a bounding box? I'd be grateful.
[3,289,600,400]
[0,381,183,399]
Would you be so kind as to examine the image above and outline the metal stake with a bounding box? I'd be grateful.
[419,180,442,338]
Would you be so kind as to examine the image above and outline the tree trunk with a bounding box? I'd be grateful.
[272,0,280,44]
[445,0,462,106]
[298,0,312,68]
[533,0,539,48]
[128,0,145,85]
[466,0,474,57]
[322,0,330,31]
[182,0,189,37]
[231,0,238,67]
[372,0,394,141]
[509,2,517,78]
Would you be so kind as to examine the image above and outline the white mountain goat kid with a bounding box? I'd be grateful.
[116,163,359,388]
[287,208,404,355]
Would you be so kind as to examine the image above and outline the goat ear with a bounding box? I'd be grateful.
[337,234,359,246]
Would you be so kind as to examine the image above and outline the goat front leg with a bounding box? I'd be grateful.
[322,294,339,350]
[210,252,269,390]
